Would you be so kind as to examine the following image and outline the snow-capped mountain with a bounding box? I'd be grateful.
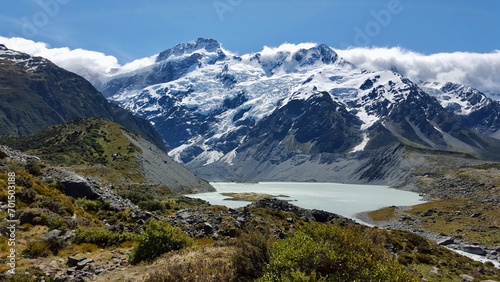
[420,81,500,138]
[98,38,500,183]
[0,43,50,72]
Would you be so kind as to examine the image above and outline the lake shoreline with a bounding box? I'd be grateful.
[356,208,500,268]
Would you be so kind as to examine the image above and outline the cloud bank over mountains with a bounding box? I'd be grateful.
[1,36,499,93]
[336,47,500,94]
[0,36,157,79]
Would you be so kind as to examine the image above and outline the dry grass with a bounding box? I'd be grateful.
[93,243,236,282]
[367,206,398,221]
[408,200,500,247]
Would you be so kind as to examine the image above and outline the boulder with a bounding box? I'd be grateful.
[438,237,455,246]
[67,256,86,267]
[463,245,487,256]
[203,222,214,235]
[76,258,94,270]
[60,175,99,200]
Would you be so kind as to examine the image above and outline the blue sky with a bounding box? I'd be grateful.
[1,0,498,63]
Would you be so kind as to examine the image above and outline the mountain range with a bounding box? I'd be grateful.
[93,38,500,183]
[2,39,499,184]
[0,44,164,150]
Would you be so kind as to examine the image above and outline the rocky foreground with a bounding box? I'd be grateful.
[1,144,500,281]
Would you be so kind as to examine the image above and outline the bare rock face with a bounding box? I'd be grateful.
[123,131,214,193]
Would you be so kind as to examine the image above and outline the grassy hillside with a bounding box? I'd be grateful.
[0,118,145,185]
[0,118,213,195]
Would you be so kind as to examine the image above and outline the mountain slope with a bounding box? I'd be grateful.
[0,44,165,150]
[420,81,500,138]
[0,118,213,192]
[98,38,500,182]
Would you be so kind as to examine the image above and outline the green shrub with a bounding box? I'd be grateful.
[16,175,33,188]
[129,219,193,264]
[120,190,154,204]
[22,241,51,258]
[415,253,434,264]
[73,227,137,247]
[34,196,72,215]
[17,187,37,204]
[19,208,60,227]
[138,200,165,212]
[397,253,414,265]
[25,161,42,176]
[75,198,101,212]
[258,223,418,282]
[233,230,270,281]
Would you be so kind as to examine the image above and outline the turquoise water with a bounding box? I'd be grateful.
[188,182,425,222]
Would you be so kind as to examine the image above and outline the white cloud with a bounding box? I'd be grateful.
[258,42,318,58]
[0,36,157,85]
[335,47,500,93]
[0,36,119,74]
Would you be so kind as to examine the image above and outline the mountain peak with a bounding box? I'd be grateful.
[156,38,223,62]
[293,43,338,65]
[252,43,340,75]
[0,45,51,72]
[441,82,472,93]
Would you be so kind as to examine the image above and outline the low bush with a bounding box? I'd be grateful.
[119,190,154,204]
[415,253,434,264]
[25,161,42,176]
[258,223,419,282]
[19,208,60,227]
[22,241,51,258]
[17,187,37,204]
[233,230,270,281]
[129,219,193,264]
[75,198,101,213]
[73,227,137,247]
[34,196,72,215]
[138,200,165,212]
[145,251,235,282]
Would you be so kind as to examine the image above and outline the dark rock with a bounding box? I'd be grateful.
[463,245,487,256]
[95,268,106,275]
[221,228,237,238]
[422,209,435,217]
[471,213,482,218]
[76,258,94,270]
[438,237,455,246]
[60,175,99,200]
[55,275,72,282]
[311,209,334,222]
[203,222,213,235]
[400,215,413,221]
[67,256,86,267]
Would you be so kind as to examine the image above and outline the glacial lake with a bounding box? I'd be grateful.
[188,182,426,224]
